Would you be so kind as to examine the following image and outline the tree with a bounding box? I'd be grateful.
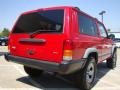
[1,28,10,37]
[0,33,2,37]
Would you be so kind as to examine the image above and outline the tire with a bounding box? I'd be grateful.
[1,42,6,46]
[24,66,43,77]
[75,56,97,90]
[106,50,117,69]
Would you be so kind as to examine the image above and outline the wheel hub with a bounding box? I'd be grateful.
[86,63,95,83]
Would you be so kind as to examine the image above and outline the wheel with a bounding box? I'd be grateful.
[75,56,97,90]
[24,66,43,77]
[1,42,6,46]
[106,50,117,69]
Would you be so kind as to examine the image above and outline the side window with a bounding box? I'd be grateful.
[98,23,107,38]
[78,13,98,36]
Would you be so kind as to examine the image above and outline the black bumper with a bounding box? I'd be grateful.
[4,53,86,75]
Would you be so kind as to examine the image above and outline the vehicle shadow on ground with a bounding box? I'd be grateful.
[17,62,111,90]
[17,73,79,90]
[94,62,111,85]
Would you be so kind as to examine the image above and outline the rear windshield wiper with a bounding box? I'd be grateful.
[29,29,54,38]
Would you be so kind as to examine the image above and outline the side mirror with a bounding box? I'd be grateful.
[108,34,115,40]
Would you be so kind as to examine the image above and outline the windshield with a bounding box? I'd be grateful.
[13,10,64,33]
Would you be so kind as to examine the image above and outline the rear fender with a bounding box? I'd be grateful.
[83,48,98,59]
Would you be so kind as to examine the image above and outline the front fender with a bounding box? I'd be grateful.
[112,45,117,54]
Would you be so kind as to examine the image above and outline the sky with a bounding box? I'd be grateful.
[0,0,120,34]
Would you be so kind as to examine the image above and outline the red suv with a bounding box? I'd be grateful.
[5,6,117,90]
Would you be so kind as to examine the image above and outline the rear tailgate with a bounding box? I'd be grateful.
[9,34,64,63]
[9,9,66,63]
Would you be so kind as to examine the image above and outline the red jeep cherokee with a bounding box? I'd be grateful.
[5,6,117,90]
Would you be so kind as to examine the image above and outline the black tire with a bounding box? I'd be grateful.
[24,66,43,77]
[75,57,97,90]
[106,49,117,69]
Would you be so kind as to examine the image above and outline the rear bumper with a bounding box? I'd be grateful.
[4,53,86,75]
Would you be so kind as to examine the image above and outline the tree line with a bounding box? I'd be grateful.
[0,28,10,37]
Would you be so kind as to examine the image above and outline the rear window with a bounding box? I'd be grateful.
[13,10,64,33]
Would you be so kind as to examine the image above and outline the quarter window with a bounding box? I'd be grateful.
[78,14,98,36]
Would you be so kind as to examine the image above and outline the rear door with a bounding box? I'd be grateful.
[9,9,65,63]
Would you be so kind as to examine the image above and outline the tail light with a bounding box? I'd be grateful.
[63,40,73,61]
